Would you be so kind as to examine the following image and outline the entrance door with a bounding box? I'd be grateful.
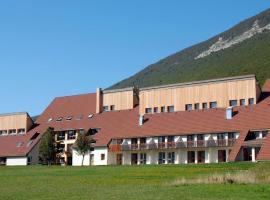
[243,148,252,161]
[131,153,138,165]
[218,150,226,162]
[116,154,123,165]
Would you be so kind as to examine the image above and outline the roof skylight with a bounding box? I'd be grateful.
[56,117,63,122]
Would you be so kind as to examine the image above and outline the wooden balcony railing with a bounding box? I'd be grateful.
[108,139,236,152]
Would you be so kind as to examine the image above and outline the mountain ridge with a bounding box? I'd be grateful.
[109,8,270,90]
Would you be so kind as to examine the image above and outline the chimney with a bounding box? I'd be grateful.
[226,107,233,120]
[96,88,103,114]
[139,115,144,126]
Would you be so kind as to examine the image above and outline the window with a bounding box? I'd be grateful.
[57,132,65,141]
[103,106,109,112]
[197,134,204,141]
[68,130,76,140]
[240,99,246,106]
[187,151,195,163]
[217,133,225,140]
[9,129,16,135]
[145,108,152,114]
[66,116,73,121]
[110,105,115,111]
[47,118,53,122]
[229,100,237,107]
[56,117,63,122]
[210,101,217,108]
[27,140,33,147]
[158,136,166,149]
[197,134,205,147]
[158,152,166,164]
[101,154,105,161]
[198,151,205,163]
[187,135,195,147]
[167,136,175,143]
[140,153,147,164]
[16,142,24,148]
[88,114,93,119]
[0,130,7,135]
[158,136,165,143]
[185,104,192,111]
[202,103,208,109]
[161,106,166,113]
[154,107,159,113]
[167,106,174,113]
[167,152,175,164]
[228,132,236,139]
[194,103,200,110]
[262,130,268,138]
[248,98,254,105]
[18,129,25,134]
[218,150,226,162]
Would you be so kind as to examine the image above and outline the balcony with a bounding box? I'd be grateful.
[108,139,236,152]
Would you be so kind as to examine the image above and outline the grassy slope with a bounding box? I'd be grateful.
[0,162,270,200]
[110,31,270,89]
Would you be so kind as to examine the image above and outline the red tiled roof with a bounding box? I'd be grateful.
[0,128,43,157]
[3,91,270,158]
[257,133,270,160]
[36,93,96,124]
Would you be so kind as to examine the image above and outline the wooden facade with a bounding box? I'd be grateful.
[96,87,139,113]
[0,112,33,135]
[139,75,261,115]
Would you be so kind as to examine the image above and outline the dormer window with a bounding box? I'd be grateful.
[66,116,73,121]
[47,118,53,123]
[56,117,63,122]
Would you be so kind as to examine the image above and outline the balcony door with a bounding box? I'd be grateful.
[158,137,166,149]
[131,138,138,150]
[187,135,195,147]
[116,154,123,165]
[158,152,166,164]
[187,151,195,163]
[131,153,138,165]
[197,151,205,163]
[217,133,226,146]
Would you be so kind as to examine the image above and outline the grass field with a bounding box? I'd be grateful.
[0,162,270,200]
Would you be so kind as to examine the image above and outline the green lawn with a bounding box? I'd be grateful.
[0,162,270,200]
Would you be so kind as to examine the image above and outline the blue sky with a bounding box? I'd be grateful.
[0,0,270,116]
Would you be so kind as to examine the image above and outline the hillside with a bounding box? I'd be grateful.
[109,8,270,89]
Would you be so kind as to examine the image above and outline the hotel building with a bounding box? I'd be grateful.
[1,74,270,166]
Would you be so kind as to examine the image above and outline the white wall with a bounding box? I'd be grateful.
[93,147,108,166]
[6,157,27,166]
[72,150,91,166]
